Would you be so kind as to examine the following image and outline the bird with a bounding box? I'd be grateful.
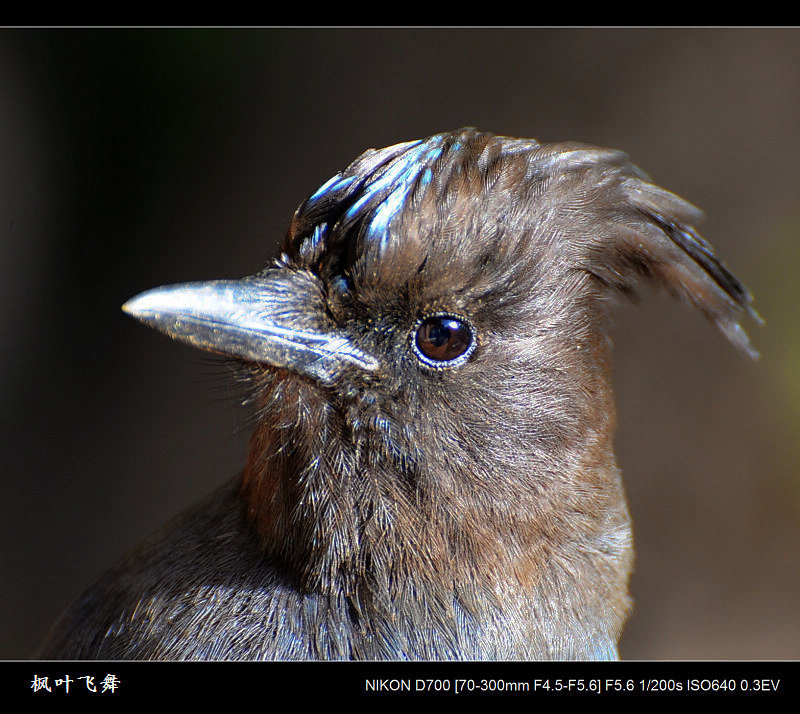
[38,127,759,661]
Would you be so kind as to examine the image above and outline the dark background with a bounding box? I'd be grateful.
[2,28,798,660]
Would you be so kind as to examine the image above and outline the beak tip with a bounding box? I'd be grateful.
[122,287,178,321]
[121,292,151,320]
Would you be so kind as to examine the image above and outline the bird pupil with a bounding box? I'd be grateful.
[429,322,452,346]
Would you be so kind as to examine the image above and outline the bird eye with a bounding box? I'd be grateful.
[413,314,476,368]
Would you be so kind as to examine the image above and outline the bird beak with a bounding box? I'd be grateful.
[122,270,379,384]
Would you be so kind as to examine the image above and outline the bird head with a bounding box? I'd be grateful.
[123,129,758,653]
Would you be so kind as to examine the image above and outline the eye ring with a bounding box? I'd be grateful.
[411,312,477,369]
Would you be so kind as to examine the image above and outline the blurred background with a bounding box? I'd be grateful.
[1,28,798,660]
